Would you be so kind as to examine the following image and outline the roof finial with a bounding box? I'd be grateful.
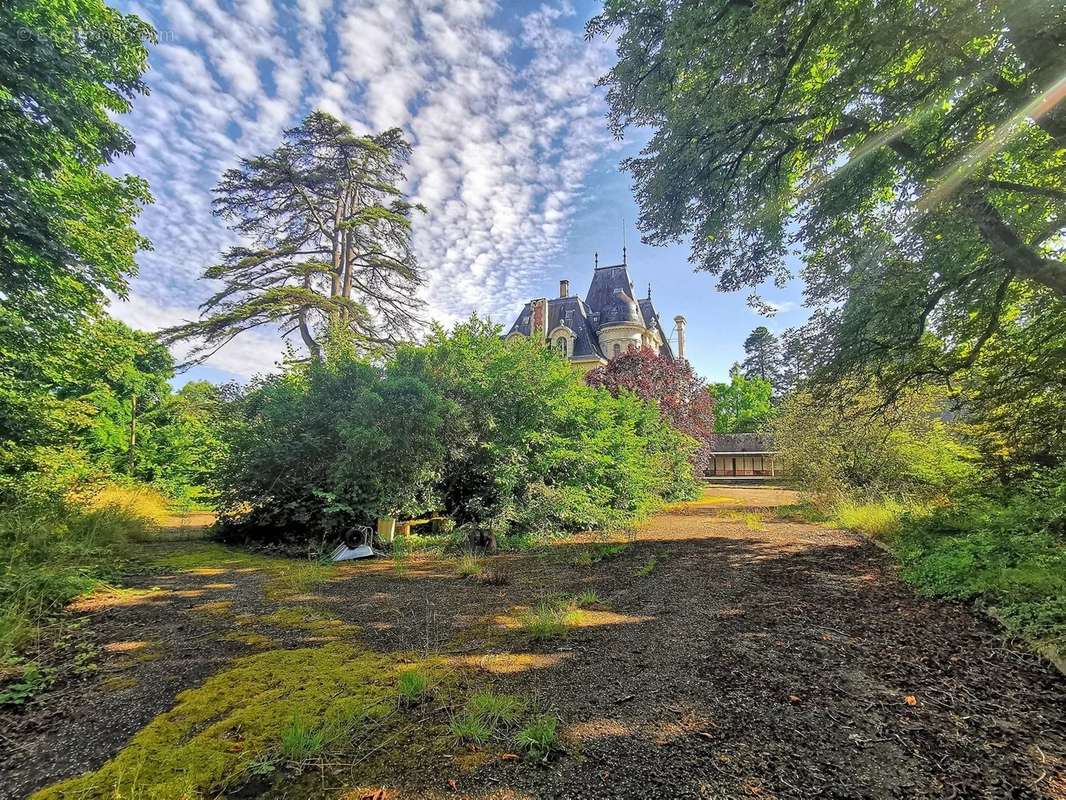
[622,217,627,265]
[647,282,651,299]
[594,251,599,269]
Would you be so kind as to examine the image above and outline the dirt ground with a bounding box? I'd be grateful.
[3,486,1065,799]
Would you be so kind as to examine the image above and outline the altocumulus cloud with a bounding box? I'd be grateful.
[110,0,618,379]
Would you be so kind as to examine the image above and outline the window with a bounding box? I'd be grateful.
[612,343,621,357]
[557,336,568,356]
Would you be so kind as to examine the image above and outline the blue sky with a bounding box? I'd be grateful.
[112,0,808,384]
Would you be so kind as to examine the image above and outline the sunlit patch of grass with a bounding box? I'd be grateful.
[572,590,602,608]
[466,690,525,727]
[833,498,908,538]
[519,601,572,641]
[456,553,484,578]
[192,600,233,617]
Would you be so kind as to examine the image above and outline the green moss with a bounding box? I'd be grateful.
[32,644,447,800]
[261,606,355,639]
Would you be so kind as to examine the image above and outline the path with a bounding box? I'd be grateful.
[3,488,1064,799]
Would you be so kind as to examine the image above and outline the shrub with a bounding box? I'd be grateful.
[888,470,1066,647]
[456,553,484,577]
[514,715,560,761]
[215,319,699,548]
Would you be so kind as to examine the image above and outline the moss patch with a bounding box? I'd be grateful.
[151,544,332,602]
[261,606,355,639]
[32,643,448,800]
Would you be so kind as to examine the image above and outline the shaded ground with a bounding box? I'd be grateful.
[3,487,1064,799]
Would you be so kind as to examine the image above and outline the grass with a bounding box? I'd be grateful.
[520,600,573,641]
[514,714,560,761]
[456,552,484,577]
[832,498,910,538]
[449,713,493,743]
[0,486,161,703]
[31,643,451,799]
[397,667,431,705]
[573,589,601,608]
[279,715,327,763]
[571,542,629,567]
[449,690,526,744]
[635,555,660,577]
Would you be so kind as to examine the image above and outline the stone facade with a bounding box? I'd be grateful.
[506,258,684,370]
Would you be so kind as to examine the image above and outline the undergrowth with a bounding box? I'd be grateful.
[0,486,159,703]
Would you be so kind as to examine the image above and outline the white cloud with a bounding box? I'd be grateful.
[114,0,617,381]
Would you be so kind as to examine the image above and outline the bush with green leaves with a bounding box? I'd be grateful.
[770,382,977,500]
[215,319,698,547]
[889,468,1066,648]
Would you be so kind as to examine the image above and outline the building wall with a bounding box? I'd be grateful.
[597,323,645,360]
[708,454,778,477]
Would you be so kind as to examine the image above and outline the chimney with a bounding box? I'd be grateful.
[559,279,569,298]
[674,315,687,360]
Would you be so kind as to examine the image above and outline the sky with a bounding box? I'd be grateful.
[111,0,809,385]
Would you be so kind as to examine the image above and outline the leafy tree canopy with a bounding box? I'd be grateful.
[585,345,716,471]
[0,0,154,328]
[711,366,773,433]
[165,111,426,363]
[590,0,1066,468]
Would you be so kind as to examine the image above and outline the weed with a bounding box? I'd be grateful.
[572,590,601,608]
[279,715,326,763]
[449,713,493,744]
[456,553,484,578]
[520,601,570,641]
[514,714,560,761]
[397,668,431,705]
[636,556,659,577]
[466,690,525,727]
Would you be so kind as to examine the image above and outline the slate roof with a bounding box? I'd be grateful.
[584,264,646,329]
[546,296,604,358]
[638,297,674,359]
[709,433,776,453]
[506,261,675,363]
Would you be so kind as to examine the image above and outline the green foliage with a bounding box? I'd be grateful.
[213,333,446,543]
[455,553,484,577]
[1,0,154,328]
[711,368,774,433]
[770,382,977,498]
[279,716,326,764]
[832,498,910,538]
[635,555,659,577]
[449,714,492,744]
[0,489,153,702]
[888,469,1066,648]
[514,715,560,761]
[590,1,1066,477]
[217,319,698,547]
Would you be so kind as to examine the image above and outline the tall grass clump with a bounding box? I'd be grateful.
[832,498,911,538]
